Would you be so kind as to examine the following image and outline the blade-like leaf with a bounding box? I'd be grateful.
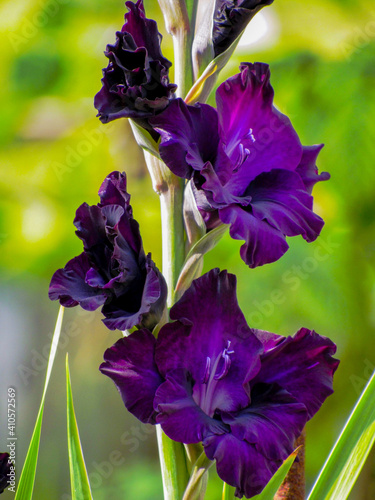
[252,447,300,500]
[185,36,241,105]
[308,370,375,500]
[15,306,64,500]
[66,354,93,500]
[220,448,299,500]
[175,224,228,297]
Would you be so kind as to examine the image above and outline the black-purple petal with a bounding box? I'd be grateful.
[213,1,274,57]
[155,269,263,415]
[100,330,163,424]
[253,327,340,418]
[94,0,176,125]
[154,370,229,443]
[49,171,167,331]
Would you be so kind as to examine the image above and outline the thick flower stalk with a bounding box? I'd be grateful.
[49,171,167,331]
[94,0,176,129]
[151,62,329,268]
[100,269,339,498]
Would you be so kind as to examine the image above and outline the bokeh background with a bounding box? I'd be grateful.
[1,0,375,498]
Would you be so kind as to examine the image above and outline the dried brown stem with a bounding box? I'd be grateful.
[274,429,306,500]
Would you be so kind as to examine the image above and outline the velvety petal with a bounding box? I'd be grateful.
[100,330,163,424]
[102,254,166,331]
[156,269,263,415]
[123,0,170,67]
[219,204,289,268]
[222,383,307,462]
[98,171,131,210]
[296,145,330,194]
[150,99,222,179]
[94,0,175,124]
[48,253,108,310]
[253,328,340,418]
[204,383,306,497]
[74,203,108,251]
[204,432,280,498]
[213,0,274,57]
[216,63,303,195]
[248,168,325,242]
[113,213,144,269]
[154,370,229,443]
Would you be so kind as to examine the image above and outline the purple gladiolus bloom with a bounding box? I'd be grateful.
[100,269,339,497]
[94,0,176,127]
[213,1,274,57]
[0,453,11,494]
[150,62,330,268]
[49,171,167,331]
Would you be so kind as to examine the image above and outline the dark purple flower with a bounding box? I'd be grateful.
[151,63,330,268]
[100,269,339,497]
[213,1,274,57]
[94,0,176,127]
[49,171,167,331]
[0,453,11,494]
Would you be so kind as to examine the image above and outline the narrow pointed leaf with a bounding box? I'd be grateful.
[66,354,93,500]
[185,37,241,105]
[308,370,375,500]
[252,447,300,499]
[15,306,64,500]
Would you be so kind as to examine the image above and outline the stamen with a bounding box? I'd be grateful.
[214,341,235,380]
[202,356,211,384]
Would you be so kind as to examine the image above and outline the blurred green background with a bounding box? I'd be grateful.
[1,0,375,498]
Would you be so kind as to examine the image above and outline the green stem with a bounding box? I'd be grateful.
[143,156,187,499]
[156,426,190,500]
[157,0,194,98]
[182,452,213,500]
[159,168,186,306]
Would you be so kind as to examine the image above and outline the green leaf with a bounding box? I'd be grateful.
[15,306,64,500]
[175,224,228,298]
[251,447,300,500]
[129,119,160,158]
[307,370,375,500]
[66,354,93,500]
[185,37,241,105]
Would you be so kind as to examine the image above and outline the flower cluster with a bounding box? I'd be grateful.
[100,269,338,498]
[49,171,167,331]
[48,1,339,498]
[151,62,329,268]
